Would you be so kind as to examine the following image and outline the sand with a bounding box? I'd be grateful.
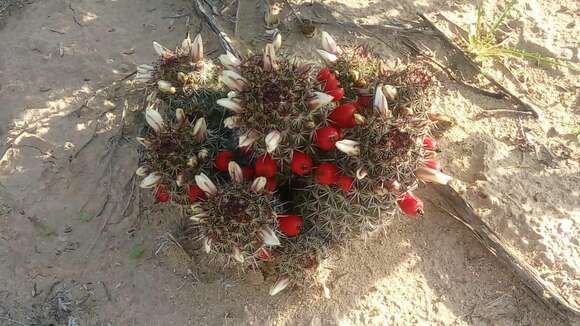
[0,0,578,325]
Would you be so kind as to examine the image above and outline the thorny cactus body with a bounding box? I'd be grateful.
[316,31,383,105]
[137,105,216,204]
[336,64,452,196]
[190,164,283,268]
[266,235,329,295]
[135,34,224,118]
[296,183,394,242]
[217,43,334,159]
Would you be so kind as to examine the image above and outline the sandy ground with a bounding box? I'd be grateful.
[0,0,578,325]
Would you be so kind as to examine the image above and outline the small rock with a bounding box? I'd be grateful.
[64,225,73,233]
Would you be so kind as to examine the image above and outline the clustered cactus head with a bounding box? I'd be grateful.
[335,64,451,199]
[189,163,283,267]
[135,33,221,114]
[315,31,385,106]
[136,103,215,205]
[133,30,452,297]
[266,235,328,295]
[216,42,335,158]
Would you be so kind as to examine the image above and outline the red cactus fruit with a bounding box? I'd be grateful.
[397,192,424,217]
[155,184,171,202]
[188,184,205,203]
[265,177,277,192]
[316,163,339,185]
[214,150,234,172]
[423,159,441,171]
[290,151,313,176]
[329,103,358,128]
[324,74,340,91]
[317,68,332,82]
[278,214,304,237]
[356,94,373,108]
[337,175,354,192]
[254,154,278,177]
[327,87,345,102]
[241,166,255,180]
[315,126,342,151]
[258,248,271,261]
[423,136,437,151]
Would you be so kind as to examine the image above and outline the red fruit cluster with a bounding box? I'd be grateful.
[423,136,437,151]
[214,150,234,171]
[397,192,424,217]
[255,154,278,178]
[423,159,441,171]
[314,126,342,151]
[188,184,205,203]
[317,68,344,102]
[265,177,277,192]
[290,150,313,176]
[315,163,354,193]
[278,214,304,237]
[356,94,372,108]
[328,102,358,129]
[337,175,354,192]
[213,150,264,186]
[155,184,171,202]
[258,248,271,261]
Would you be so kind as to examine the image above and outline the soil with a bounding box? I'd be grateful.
[0,0,578,325]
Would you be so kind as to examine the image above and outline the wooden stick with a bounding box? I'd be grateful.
[432,184,580,322]
[192,0,240,57]
[233,0,241,37]
[417,13,540,118]
[399,36,508,100]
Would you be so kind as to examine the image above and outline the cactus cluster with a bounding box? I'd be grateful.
[216,44,335,159]
[136,103,218,205]
[136,33,223,117]
[130,30,452,297]
[190,164,282,267]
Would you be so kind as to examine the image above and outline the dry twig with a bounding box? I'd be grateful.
[432,184,580,321]
[192,0,240,56]
[417,13,540,118]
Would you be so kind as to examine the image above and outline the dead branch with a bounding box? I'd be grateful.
[68,2,85,27]
[432,184,580,322]
[477,108,535,116]
[0,316,27,326]
[84,202,118,258]
[192,0,240,57]
[233,0,241,37]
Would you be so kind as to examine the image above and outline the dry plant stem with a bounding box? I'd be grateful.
[0,316,27,326]
[121,175,137,217]
[306,17,428,33]
[233,0,241,37]
[68,1,85,27]
[432,184,580,321]
[284,0,304,24]
[478,108,535,116]
[399,36,506,100]
[417,13,540,118]
[192,0,241,57]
